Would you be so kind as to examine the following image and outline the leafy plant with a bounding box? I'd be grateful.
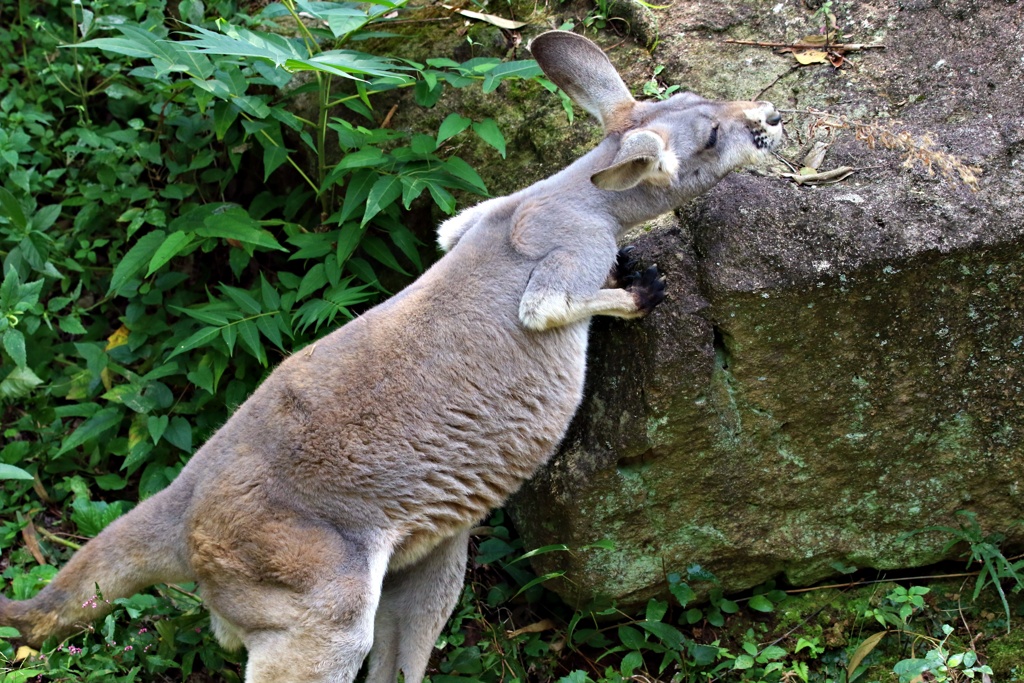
[0,0,548,678]
[912,510,1024,631]
[641,65,680,101]
[892,624,993,683]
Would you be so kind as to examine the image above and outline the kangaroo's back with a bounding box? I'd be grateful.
[1,30,783,683]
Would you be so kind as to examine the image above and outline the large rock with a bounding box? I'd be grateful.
[508,0,1024,606]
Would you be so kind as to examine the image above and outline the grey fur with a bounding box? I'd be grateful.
[0,31,782,683]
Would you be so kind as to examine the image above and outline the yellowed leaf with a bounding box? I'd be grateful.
[455,9,527,29]
[15,645,39,661]
[20,516,47,566]
[129,413,148,451]
[847,631,887,680]
[794,50,829,65]
[106,324,130,350]
[506,618,556,638]
[101,366,114,391]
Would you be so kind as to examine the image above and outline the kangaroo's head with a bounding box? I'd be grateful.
[530,31,783,204]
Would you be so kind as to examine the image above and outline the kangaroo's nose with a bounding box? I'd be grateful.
[765,110,782,126]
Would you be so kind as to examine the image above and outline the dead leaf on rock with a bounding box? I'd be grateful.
[794,49,829,65]
[802,140,831,170]
[780,166,857,185]
[447,7,527,30]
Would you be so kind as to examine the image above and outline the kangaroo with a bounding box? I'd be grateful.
[0,30,782,683]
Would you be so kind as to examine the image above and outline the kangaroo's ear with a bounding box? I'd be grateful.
[591,130,679,191]
[529,30,636,133]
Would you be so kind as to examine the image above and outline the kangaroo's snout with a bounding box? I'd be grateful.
[743,101,784,151]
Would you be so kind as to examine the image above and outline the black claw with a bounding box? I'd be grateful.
[632,264,667,315]
[609,247,667,315]
[610,245,641,288]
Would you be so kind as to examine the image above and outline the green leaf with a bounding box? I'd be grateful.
[482,59,542,93]
[426,182,456,215]
[260,275,281,310]
[256,313,285,349]
[733,654,754,670]
[108,230,167,295]
[0,625,22,638]
[58,316,87,335]
[148,414,169,444]
[472,118,506,158]
[0,365,43,400]
[147,231,197,275]
[748,594,774,612]
[297,50,409,80]
[669,579,696,607]
[620,650,643,677]
[336,170,377,224]
[95,473,128,490]
[32,204,62,232]
[167,326,220,359]
[336,223,366,265]
[194,207,286,251]
[238,319,266,365]
[321,6,370,38]
[58,407,123,455]
[177,23,305,68]
[719,598,739,614]
[163,416,193,452]
[691,643,720,666]
[260,124,290,181]
[638,621,684,650]
[3,669,46,683]
[442,156,488,193]
[414,78,442,107]
[332,146,386,172]
[645,598,668,623]
[617,625,646,650]
[409,134,436,156]
[0,463,34,481]
[71,495,128,537]
[297,263,329,299]
[187,364,215,394]
[436,113,472,147]
[385,224,422,270]
[361,235,409,276]
[220,285,262,315]
[361,175,403,226]
[3,328,26,367]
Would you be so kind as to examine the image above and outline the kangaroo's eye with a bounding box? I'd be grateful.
[705,121,720,150]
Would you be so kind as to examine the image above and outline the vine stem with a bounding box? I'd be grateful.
[36,526,83,551]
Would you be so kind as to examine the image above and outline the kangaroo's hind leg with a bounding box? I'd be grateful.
[193,516,394,683]
[366,529,470,683]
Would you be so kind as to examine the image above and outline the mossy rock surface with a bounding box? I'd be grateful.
[500,1,1024,606]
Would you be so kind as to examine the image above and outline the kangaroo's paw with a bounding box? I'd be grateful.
[608,246,640,289]
[626,265,666,316]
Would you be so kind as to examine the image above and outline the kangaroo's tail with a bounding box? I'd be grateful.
[0,479,195,646]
